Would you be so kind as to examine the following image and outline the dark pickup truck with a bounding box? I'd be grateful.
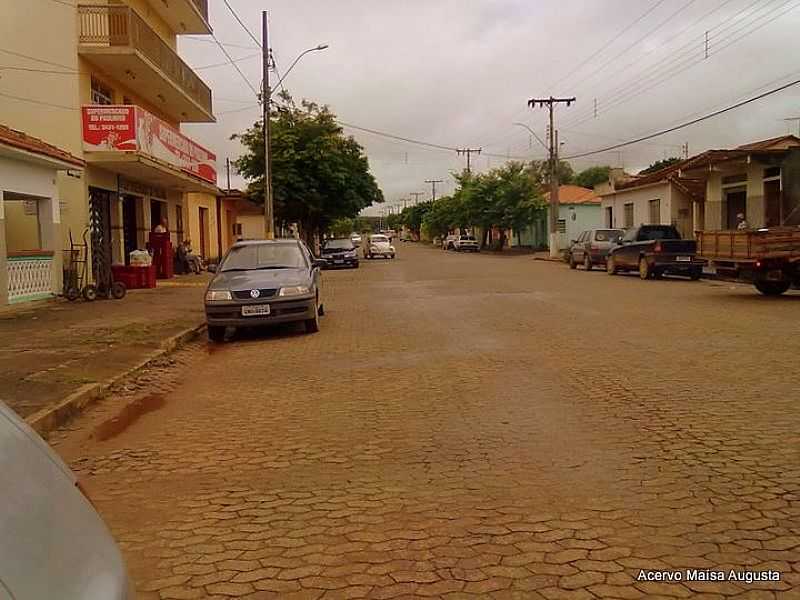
[606,225,704,280]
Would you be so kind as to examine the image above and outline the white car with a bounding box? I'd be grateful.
[364,234,395,259]
[453,234,480,252]
[0,400,131,599]
[350,233,362,247]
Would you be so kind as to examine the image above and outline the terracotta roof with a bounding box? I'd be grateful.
[615,160,687,191]
[543,185,600,205]
[0,124,83,168]
[735,134,800,151]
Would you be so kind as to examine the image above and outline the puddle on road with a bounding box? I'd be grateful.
[92,394,166,441]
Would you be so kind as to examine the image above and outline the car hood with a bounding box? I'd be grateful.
[209,268,310,291]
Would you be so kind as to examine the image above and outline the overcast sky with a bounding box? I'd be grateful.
[181,0,800,215]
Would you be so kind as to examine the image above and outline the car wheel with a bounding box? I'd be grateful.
[208,325,226,342]
[689,268,701,281]
[639,257,653,280]
[754,280,790,296]
[318,303,325,316]
[305,304,320,333]
[653,269,664,280]
[606,256,618,275]
[569,254,577,269]
[584,255,592,271]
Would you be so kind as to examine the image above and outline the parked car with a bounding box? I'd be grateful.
[321,238,359,269]
[452,234,480,252]
[350,233,362,247]
[364,234,395,259]
[606,225,704,280]
[568,228,623,270]
[205,239,325,340]
[442,234,458,250]
[0,399,132,600]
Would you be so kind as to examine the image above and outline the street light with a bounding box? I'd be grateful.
[513,122,548,152]
[276,44,329,89]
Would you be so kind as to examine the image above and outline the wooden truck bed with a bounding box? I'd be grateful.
[696,228,800,263]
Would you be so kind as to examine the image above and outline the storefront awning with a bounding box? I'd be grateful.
[84,152,218,194]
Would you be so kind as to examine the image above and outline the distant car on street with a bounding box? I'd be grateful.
[0,399,132,600]
[364,234,395,259]
[452,234,480,252]
[350,233,362,247]
[607,225,704,280]
[568,228,623,270]
[321,238,359,269]
[205,239,326,340]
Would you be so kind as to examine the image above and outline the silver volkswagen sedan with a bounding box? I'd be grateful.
[0,400,131,599]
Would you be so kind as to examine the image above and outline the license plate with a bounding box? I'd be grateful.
[334,259,343,264]
[676,256,691,262]
[241,304,270,316]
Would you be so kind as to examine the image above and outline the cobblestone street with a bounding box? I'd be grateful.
[51,243,800,600]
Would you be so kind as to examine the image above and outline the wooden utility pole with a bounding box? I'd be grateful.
[425,179,444,202]
[528,96,575,258]
[262,11,274,239]
[410,192,424,205]
[456,148,481,174]
[226,157,232,192]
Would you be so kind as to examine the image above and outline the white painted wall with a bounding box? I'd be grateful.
[601,182,671,229]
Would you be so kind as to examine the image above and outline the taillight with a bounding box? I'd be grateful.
[654,241,662,252]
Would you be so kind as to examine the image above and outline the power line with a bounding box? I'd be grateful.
[209,31,259,98]
[182,36,258,50]
[222,0,262,48]
[0,47,75,71]
[0,65,78,75]
[562,74,800,160]
[0,90,77,111]
[194,53,260,70]
[547,0,668,91]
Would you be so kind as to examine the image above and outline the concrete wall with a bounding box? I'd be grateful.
[237,214,266,241]
[186,192,219,261]
[511,205,602,248]
[601,182,671,229]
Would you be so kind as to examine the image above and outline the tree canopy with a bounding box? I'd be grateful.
[573,166,611,189]
[638,157,682,175]
[232,95,383,244]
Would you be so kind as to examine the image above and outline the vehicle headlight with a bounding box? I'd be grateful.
[390,246,395,251]
[205,290,232,301]
[279,285,310,297]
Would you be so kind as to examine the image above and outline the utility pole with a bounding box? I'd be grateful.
[225,157,231,193]
[425,179,443,202]
[410,191,424,205]
[262,11,274,239]
[682,142,689,159]
[456,148,481,174]
[528,96,575,259]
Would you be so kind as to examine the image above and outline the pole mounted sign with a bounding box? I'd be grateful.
[82,105,217,184]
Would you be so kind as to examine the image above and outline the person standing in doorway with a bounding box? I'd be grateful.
[736,213,749,230]
[154,217,168,233]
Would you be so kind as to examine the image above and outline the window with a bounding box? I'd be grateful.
[91,77,114,105]
[233,223,243,236]
[605,206,613,227]
[722,173,747,186]
[763,166,781,180]
[624,203,634,228]
[648,199,661,224]
[557,219,566,233]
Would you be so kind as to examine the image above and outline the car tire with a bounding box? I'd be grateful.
[755,280,791,296]
[208,325,226,342]
[606,256,618,275]
[689,268,702,281]
[584,255,592,271]
[639,257,652,280]
[569,254,577,269]
[305,303,320,333]
[318,303,325,316]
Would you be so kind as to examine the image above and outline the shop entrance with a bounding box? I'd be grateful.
[122,195,138,264]
[150,198,167,231]
[89,187,113,290]
[198,206,209,259]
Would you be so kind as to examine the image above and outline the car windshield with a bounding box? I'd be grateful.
[221,243,306,271]
[324,239,354,250]
[371,236,389,243]
[594,230,622,242]
[640,226,681,240]
[460,236,476,241]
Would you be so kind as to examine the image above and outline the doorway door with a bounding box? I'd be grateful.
[89,187,112,290]
[725,190,747,230]
[764,180,782,227]
[150,199,165,231]
[122,196,137,264]
[198,207,209,259]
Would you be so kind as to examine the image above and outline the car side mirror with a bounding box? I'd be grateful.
[207,263,217,273]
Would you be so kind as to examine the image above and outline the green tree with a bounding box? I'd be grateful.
[400,201,432,237]
[528,159,574,186]
[232,94,383,245]
[638,157,681,175]
[573,165,611,189]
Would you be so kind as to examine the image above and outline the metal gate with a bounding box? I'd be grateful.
[89,187,113,292]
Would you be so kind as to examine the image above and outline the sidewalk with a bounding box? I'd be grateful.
[0,274,209,423]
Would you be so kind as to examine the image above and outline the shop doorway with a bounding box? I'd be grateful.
[89,187,113,290]
[122,195,138,264]
[198,206,209,259]
[150,199,166,232]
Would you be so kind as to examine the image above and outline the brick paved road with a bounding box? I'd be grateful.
[52,244,800,599]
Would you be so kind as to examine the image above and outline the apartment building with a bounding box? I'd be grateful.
[0,0,223,305]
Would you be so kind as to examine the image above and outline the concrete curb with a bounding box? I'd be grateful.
[25,322,207,438]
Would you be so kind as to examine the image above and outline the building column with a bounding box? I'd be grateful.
[0,191,7,305]
[38,194,63,297]
[705,172,723,230]
[110,195,124,264]
[746,163,765,228]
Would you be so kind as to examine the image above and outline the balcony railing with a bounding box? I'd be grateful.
[77,5,211,115]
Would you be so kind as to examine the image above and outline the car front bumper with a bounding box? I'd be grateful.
[323,257,359,268]
[205,296,316,327]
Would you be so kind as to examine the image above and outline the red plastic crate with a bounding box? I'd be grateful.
[112,265,157,290]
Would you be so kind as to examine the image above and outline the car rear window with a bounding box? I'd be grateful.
[594,230,622,242]
[460,236,476,241]
[639,226,681,240]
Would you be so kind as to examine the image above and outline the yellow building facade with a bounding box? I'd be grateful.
[0,0,223,304]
